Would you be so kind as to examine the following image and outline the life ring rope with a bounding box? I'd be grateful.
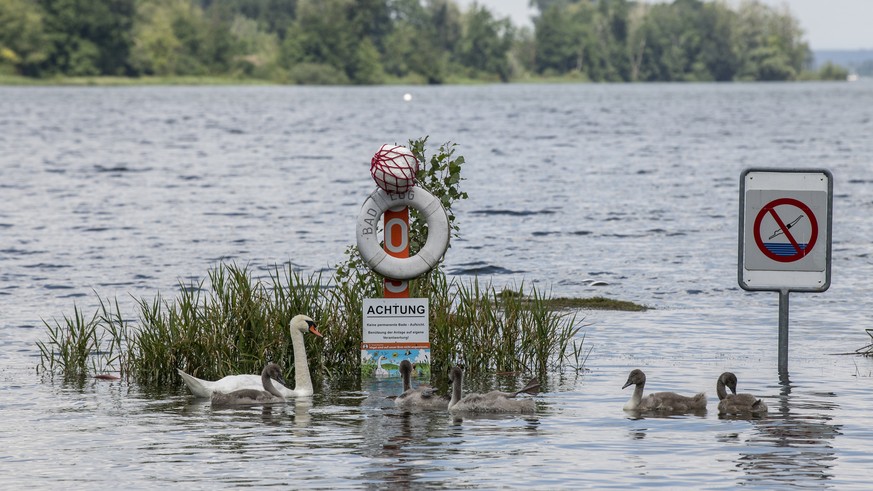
[356,187,450,280]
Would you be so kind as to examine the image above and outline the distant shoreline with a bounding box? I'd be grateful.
[0,74,856,87]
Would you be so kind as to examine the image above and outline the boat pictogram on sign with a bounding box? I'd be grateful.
[752,197,818,263]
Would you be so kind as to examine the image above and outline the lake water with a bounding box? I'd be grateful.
[2,82,873,489]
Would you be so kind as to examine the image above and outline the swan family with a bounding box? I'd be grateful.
[622,368,707,412]
[622,369,768,417]
[177,314,322,399]
[177,314,767,419]
[392,362,540,413]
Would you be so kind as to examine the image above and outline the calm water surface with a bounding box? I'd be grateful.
[2,82,873,489]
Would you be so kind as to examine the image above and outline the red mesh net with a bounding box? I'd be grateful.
[370,144,419,194]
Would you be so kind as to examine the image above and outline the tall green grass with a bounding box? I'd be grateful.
[128,264,328,386]
[37,296,128,381]
[37,262,587,386]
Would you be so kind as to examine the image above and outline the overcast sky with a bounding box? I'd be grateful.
[456,0,873,51]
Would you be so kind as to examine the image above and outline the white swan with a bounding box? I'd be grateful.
[447,366,540,413]
[374,355,390,377]
[717,372,768,415]
[622,369,707,412]
[394,360,449,410]
[211,363,286,407]
[177,314,322,398]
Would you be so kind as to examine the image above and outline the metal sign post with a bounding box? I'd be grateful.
[738,168,832,375]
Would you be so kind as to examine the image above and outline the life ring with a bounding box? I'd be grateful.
[356,187,450,280]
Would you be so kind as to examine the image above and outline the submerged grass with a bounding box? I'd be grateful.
[38,263,589,386]
[545,296,649,311]
[129,264,328,386]
[37,296,128,381]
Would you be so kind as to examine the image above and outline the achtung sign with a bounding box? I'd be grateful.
[739,169,832,292]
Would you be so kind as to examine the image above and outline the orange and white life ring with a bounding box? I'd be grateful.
[356,187,450,280]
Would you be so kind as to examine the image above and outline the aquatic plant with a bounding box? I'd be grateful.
[37,297,128,380]
[427,276,587,376]
[545,296,648,311]
[128,264,326,386]
[855,328,873,357]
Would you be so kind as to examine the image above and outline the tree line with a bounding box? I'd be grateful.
[0,0,848,83]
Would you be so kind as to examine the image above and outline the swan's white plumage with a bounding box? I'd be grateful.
[374,356,389,377]
[178,314,322,398]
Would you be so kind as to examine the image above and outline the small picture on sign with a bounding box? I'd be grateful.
[361,349,431,379]
[743,190,827,272]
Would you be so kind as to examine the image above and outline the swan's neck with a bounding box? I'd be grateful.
[624,383,644,410]
[716,380,728,400]
[291,328,313,393]
[401,369,411,392]
[262,371,284,399]
[450,372,463,407]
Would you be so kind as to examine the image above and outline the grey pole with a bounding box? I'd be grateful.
[778,289,790,375]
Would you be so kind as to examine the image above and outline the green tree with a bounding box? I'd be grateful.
[696,1,739,81]
[205,0,298,40]
[131,0,235,76]
[733,0,810,81]
[348,37,385,84]
[533,3,581,74]
[40,0,136,76]
[228,14,281,77]
[0,0,51,76]
[279,0,356,82]
[456,4,514,81]
[815,61,848,81]
[382,0,453,83]
[634,2,687,81]
[594,0,630,81]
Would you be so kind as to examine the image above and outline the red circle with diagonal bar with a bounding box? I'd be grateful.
[753,197,818,263]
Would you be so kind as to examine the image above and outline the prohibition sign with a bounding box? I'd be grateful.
[753,197,818,263]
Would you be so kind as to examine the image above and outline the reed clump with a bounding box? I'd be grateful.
[37,262,587,386]
[129,264,329,386]
[37,297,128,382]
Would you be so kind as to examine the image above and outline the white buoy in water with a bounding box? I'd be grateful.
[403,93,412,102]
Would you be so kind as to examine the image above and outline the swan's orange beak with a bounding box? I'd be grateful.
[305,320,323,337]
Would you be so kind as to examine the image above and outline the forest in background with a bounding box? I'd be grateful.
[0,0,851,84]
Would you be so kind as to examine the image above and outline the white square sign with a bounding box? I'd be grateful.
[739,169,832,292]
[361,298,430,378]
[362,298,429,345]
